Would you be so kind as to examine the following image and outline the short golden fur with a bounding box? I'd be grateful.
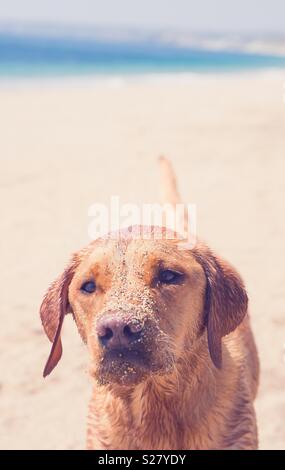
[40,158,259,450]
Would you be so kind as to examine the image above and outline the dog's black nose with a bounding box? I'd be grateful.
[96,315,143,348]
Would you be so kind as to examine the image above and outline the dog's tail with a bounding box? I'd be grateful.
[158,156,182,206]
[158,156,190,235]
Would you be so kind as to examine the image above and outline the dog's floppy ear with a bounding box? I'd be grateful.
[194,245,248,368]
[40,257,78,377]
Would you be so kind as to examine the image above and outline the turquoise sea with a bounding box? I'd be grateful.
[1,29,285,78]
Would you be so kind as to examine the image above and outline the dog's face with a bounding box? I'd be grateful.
[68,235,206,385]
[40,226,248,386]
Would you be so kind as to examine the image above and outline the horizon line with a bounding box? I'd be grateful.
[0,20,284,37]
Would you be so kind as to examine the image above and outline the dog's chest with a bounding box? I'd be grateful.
[87,389,220,450]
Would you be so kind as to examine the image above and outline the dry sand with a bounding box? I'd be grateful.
[0,72,284,449]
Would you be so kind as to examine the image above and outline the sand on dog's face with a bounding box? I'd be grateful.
[68,228,206,386]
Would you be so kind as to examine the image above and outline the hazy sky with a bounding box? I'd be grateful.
[0,0,284,33]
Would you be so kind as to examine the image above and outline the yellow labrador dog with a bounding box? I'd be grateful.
[40,158,259,450]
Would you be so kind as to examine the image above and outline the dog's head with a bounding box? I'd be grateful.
[40,226,248,386]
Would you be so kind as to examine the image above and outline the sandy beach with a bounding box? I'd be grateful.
[0,71,284,449]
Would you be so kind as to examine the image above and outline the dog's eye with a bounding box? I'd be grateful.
[80,280,96,294]
[158,269,184,285]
